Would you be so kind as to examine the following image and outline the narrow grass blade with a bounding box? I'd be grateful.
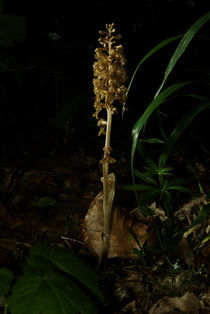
[126,35,182,96]
[131,82,190,177]
[134,170,158,185]
[167,186,192,193]
[159,100,210,168]
[139,137,166,144]
[137,141,158,170]
[189,203,210,229]
[155,11,210,98]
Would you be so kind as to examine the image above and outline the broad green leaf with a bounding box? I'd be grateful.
[159,100,210,168]
[0,268,13,295]
[8,271,97,314]
[27,245,104,302]
[155,11,210,98]
[131,82,190,179]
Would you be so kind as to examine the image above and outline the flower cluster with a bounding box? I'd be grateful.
[93,23,127,136]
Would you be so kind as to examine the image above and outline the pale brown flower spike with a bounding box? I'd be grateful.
[93,23,127,123]
[93,23,127,266]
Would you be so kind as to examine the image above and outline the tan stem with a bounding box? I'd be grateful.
[97,109,115,268]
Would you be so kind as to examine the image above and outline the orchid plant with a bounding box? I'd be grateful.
[92,23,127,265]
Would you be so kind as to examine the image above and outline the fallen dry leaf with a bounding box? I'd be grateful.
[121,300,142,313]
[149,291,200,314]
[175,237,194,267]
[82,191,148,258]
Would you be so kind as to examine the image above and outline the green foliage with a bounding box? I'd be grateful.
[123,12,210,254]
[0,268,13,295]
[131,82,190,180]
[1,245,104,314]
[154,11,210,98]
[124,34,182,107]
[133,201,209,256]
[159,99,210,168]
[127,12,210,181]
[122,140,192,216]
[34,196,57,208]
[189,203,210,228]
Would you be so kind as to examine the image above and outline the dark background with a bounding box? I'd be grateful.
[0,0,210,163]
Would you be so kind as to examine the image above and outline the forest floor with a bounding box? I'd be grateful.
[0,126,209,314]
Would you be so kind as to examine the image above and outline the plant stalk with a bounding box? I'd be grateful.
[97,109,115,268]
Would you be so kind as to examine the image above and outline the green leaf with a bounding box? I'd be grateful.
[8,271,98,314]
[159,167,174,172]
[189,203,210,229]
[0,268,13,295]
[201,234,210,244]
[139,137,166,144]
[159,172,174,177]
[159,100,210,168]
[163,190,173,214]
[126,35,182,97]
[131,82,190,179]
[35,196,57,208]
[167,186,192,193]
[142,170,157,176]
[134,170,158,185]
[157,167,174,176]
[138,203,155,216]
[27,245,104,302]
[8,245,104,314]
[136,141,158,170]
[133,248,141,256]
[155,11,210,98]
